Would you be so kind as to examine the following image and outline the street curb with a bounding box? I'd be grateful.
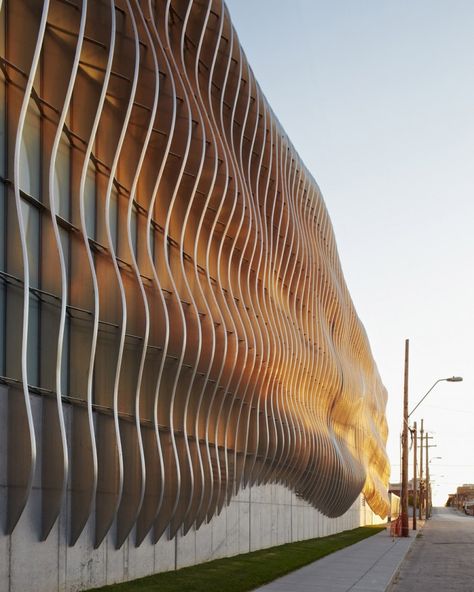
[384,525,425,591]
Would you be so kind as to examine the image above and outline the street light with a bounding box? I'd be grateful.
[400,343,462,537]
[408,378,461,524]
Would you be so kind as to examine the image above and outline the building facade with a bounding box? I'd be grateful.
[0,0,389,590]
[448,484,474,513]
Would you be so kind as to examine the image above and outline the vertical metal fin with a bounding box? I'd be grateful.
[1,0,391,544]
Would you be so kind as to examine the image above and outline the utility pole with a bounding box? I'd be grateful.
[401,339,410,536]
[425,435,436,518]
[426,433,430,518]
[419,419,424,520]
[413,421,417,530]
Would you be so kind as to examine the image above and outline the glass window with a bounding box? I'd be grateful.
[20,198,40,288]
[131,204,138,259]
[109,185,118,252]
[0,184,5,376]
[20,199,40,386]
[0,276,4,376]
[53,132,70,220]
[149,223,156,264]
[0,185,4,271]
[59,227,70,394]
[84,160,96,239]
[61,314,70,395]
[0,4,5,179]
[166,236,171,265]
[19,101,41,199]
[59,226,70,282]
[0,6,4,375]
[27,294,40,387]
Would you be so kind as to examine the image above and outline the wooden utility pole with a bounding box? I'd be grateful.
[413,421,417,530]
[426,433,430,518]
[419,419,424,520]
[426,434,433,518]
[401,339,410,536]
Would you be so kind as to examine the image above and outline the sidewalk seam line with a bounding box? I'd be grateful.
[343,538,399,592]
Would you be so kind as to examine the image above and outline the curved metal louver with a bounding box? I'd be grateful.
[0,0,390,548]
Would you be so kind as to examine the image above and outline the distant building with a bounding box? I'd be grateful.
[448,484,474,513]
[389,479,416,498]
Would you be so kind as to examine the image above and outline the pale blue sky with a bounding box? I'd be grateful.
[226,0,474,504]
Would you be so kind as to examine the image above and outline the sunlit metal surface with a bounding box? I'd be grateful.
[0,0,389,549]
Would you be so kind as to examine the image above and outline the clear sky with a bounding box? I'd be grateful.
[226,0,474,505]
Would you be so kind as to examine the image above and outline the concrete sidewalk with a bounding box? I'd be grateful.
[253,527,418,592]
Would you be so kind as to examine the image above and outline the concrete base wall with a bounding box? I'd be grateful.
[0,393,385,592]
[0,486,384,592]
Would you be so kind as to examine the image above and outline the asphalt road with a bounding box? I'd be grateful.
[388,506,474,591]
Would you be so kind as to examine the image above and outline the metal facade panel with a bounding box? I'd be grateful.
[0,0,390,549]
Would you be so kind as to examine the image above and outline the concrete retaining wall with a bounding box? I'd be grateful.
[0,390,384,592]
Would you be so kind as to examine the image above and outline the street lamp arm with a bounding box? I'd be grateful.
[408,379,443,418]
[408,376,463,418]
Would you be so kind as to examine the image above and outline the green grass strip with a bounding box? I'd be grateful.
[89,525,385,592]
